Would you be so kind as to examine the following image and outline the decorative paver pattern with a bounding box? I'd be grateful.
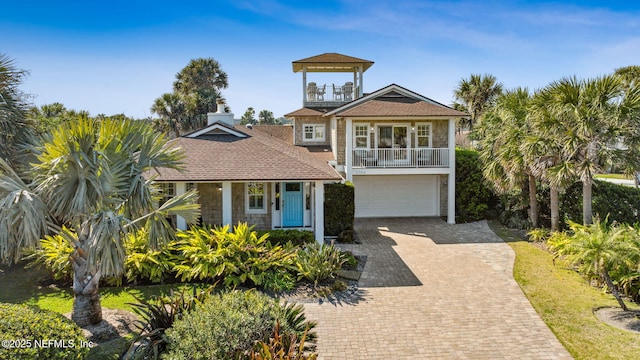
[304,218,572,359]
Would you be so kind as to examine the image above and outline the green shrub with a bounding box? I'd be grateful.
[295,243,346,286]
[256,229,315,247]
[163,291,280,359]
[23,227,75,281]
[324,182,355,241]
[124,229,175,284]
[173,223,297,289]
[0,303,89,360]
[127,286,214,359]
[456,148,496,222]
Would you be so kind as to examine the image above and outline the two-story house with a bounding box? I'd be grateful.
[152,53,465,242]
[285,53,465,223]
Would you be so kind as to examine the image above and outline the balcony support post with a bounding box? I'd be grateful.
[448,118,456,224]
[346,118,353,181]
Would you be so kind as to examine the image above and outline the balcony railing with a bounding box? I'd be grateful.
[304,82,357,107]
[352,148,449,168]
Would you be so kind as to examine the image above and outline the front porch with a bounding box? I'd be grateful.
[172,180,326,242]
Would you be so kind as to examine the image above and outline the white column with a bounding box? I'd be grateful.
[314,181,324,244]
[358,65,364,97]
[302,66,307,103]
[345,118,353,181]
[448,118,456,224]
[175,182,187,230]
[222,182,232,226]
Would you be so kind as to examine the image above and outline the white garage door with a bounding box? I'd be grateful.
[353,175,439,217]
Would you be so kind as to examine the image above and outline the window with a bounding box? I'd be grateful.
[186,182,196,192]
[159,183,176,226]
[303,124,325,141]
[246,182,267,213]
[416,124,431,147]
[354,124,369,148]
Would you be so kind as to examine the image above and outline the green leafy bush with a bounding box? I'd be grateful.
[24,227,75,281]
[324,182,355,241]
[295,243,346,286]
[173,223,297,289]
[127,286,214,359]
[256,229,315,247]
[456,148,496,222]
[124,229,175,284]
[0,303,89,360]
[164,291,283,359]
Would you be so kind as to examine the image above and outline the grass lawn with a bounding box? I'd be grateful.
[594,173,632,180]
[489,222,640,360]
[0,262,209,360]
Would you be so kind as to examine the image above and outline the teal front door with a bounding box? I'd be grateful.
[282,182,303,227]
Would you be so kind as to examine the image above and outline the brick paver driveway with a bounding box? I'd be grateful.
[303,218,572,359]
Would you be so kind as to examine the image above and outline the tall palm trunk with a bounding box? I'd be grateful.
[583,178,593,225]
[69,240,103,326]
[550,185,559,232]
[528,174,538,228]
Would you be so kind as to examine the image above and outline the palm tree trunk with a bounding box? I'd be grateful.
[528,174,538,228]
[550,185,559,232]
[583,178,593,225]
[602,268,628,311]
[70,245,103,326]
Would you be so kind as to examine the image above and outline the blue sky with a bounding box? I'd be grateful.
[2,1,639,119]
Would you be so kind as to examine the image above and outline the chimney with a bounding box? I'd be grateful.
[207,98,235,127]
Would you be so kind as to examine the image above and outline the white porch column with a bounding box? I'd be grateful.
[345,118,353,181]
[358,65,364,97]
[314,181,325,244]
[448,118,456,224]
[222,182,232,226]
[302,66,307,103]
[175,182,187,230]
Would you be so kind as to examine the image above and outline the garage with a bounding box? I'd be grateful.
[353,175,439,217]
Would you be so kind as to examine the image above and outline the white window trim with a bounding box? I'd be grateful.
[245,182,267,214]
[353,123,370,149]
[416,122,432,148]
[303,124,325,142]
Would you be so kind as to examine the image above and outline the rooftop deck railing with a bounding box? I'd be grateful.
[352,148,449,168]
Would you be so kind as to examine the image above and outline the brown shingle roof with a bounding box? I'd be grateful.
[292,53,374,73]
[284,107,330,117]
[328,85,468,118]
[252,125,293,143]
[152,124,341,182]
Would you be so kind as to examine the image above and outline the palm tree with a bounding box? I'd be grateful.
[151,92,185,138]
[543,75,640,225]
[0,118,200,326]
[453,74,503,132]
[0,53,34,167]
[477,88,540,227]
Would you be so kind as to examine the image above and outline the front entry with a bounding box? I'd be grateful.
[282,182,304,227]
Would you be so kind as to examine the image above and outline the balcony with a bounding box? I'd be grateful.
[304,82,358,108]
[352,148,449,168]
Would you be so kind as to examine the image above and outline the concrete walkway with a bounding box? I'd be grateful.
[303,218,572,359]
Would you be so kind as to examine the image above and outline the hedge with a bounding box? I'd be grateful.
[455,148,496,222]
[324,182,355,241]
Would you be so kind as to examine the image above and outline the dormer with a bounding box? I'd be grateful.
[292,53,374,108]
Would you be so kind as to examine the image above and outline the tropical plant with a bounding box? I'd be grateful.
[124,229,175,284]
[540,75,640,225]
[453,73,503,131]
[455,148,495,222]
[250,321,317,360]
[151,58,228,135]
[126,286,214,359]
[295,243,346,286]
[0,118,201,326]
[0,53,34,168]
[547,218,639,311]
